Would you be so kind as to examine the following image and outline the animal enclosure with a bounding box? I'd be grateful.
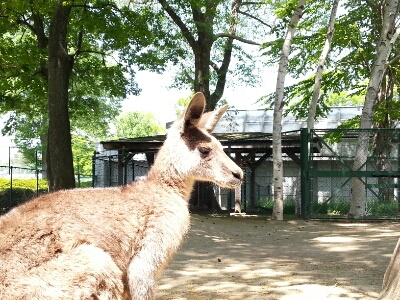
[304,128,400,219]
[94,128,400,219]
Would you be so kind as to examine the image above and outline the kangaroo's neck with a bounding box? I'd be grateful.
[145,142,196,201]
[146,166,195,201]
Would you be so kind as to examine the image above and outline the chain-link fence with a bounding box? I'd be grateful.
[93,132,303,216]
[93,153,149,187]
[0,164,92,215]
[92,129,400,219]
[0,165,45,214]
[304,128,400,219]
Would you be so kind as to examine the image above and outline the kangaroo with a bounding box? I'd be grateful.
[0,92,243,300]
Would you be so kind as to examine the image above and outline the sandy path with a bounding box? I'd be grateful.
[156,215,400,300]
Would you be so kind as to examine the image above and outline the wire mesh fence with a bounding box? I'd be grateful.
[90,128,400,219]
[92,137,303,216]
[0,164,92,215]
[0,165,45,214]
[307,128,400,219]
[93,153,149,187]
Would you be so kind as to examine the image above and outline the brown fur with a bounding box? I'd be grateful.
[0,92,243,300]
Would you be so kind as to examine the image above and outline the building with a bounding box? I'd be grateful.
[94,107,364,213]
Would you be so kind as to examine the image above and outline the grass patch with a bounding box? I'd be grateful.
[254,197,297,215]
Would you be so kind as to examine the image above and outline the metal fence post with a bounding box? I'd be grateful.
[300,128,310,220]
[9,166,13,209]
[123,149,128,185]
[35,150,39,196]
[92,151,96,188]
[398,131,400,210]
[77,163,81,188]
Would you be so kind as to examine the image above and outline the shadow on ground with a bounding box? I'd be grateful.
[156,214,400,300]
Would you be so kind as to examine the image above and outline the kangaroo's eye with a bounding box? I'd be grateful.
[198,147,211,156]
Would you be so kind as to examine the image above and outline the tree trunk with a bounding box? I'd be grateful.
[47,0,75,191]
[194,47,212,108]
[374,71,395,203]
[272,0,306,221]
[349,0,400,217]
[307,0,339,130]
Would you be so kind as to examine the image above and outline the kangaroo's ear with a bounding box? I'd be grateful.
[198,105,228,133]
[179,92,205,133]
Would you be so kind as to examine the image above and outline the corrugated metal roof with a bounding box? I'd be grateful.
[214,106,363,133]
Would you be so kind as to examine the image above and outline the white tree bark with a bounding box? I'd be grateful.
[307,0,340,130]
[272,0,306,220]
[349,0,400,217]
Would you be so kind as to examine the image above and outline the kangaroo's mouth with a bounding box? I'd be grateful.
[220,176,243,189]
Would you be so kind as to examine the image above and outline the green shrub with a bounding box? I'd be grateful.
[0,178,48,214]
[313,201,350,215]
[0,178,48,192]
[0,188,48,214]
[368,201,399,216]
[77,181,93,188]
[255,197,297,215]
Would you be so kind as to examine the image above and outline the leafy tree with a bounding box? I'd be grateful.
[153,0,272,211]
[262,0,400,125]
[174,95,193,116]
[0,0,170,191]
[155,0,270,110]
[325,91,364,106]
[350,0,400,217]
[115,112,164,138]
[72,135,95,177]
[260,0,400,218]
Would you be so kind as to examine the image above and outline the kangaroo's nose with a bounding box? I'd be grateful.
[232,170,243,180]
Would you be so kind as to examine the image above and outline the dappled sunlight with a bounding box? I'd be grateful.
[312,236,361,252]
[313,236,358,243]
[335,223,370,228]
[371,232,399,238]
[277,284,374,300]
[194,280,258,292]
[240,267,287,279]
[322,245,360,252]
[156,215,400,300]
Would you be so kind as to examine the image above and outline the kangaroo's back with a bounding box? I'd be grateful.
[0,92,243,300]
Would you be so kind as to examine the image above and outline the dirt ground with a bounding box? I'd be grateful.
[155,214,400,300]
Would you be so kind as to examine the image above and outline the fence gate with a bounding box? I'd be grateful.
[301,128,400,219]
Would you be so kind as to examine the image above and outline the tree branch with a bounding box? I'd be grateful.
[212,0,243,105]
[75,50,107,56]
[241,1,265,4]
[365,0,377,9]
[157,0,198,50]
[207,0,219,10]
[238,9,272,28]
[388,54,400,65]
[214,33,260,45]
[180,63,194,82]
[210,61,219,72]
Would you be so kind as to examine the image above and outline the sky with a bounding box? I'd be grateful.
[121,69,277,126]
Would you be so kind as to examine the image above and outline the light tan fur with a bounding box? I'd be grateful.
[0,92,243,300]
